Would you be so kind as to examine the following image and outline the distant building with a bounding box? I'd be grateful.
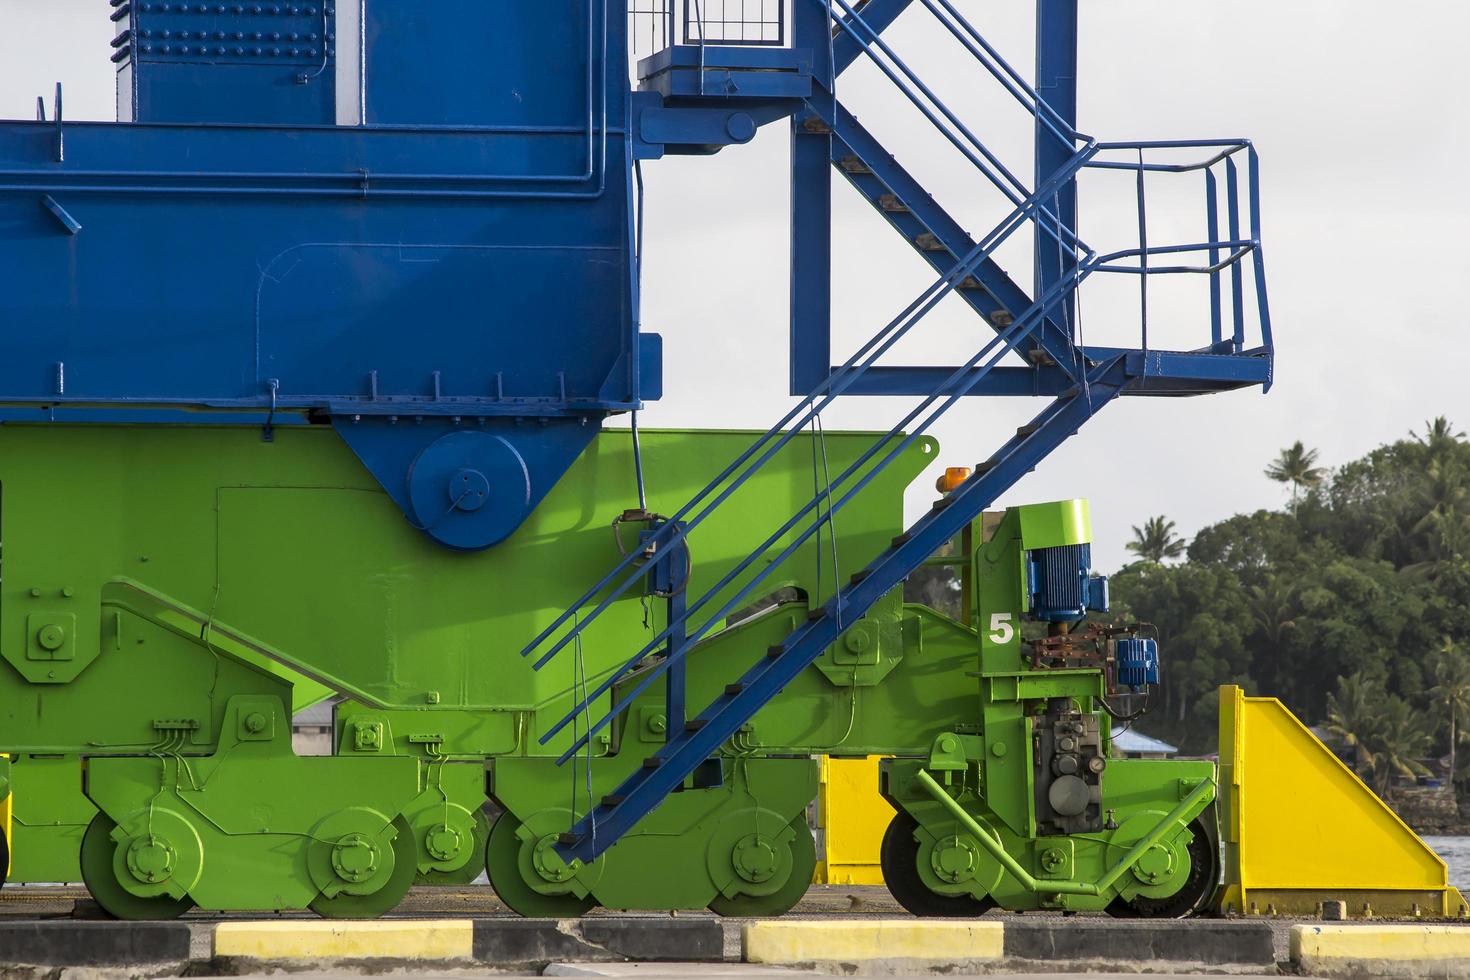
[292,701,336,756]
[1110,727,1177,759]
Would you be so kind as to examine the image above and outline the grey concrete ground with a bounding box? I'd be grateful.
[213,973,1285,979]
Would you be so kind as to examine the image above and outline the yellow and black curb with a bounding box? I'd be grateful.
[1291,924,1470,977]
[1,917,1468,975]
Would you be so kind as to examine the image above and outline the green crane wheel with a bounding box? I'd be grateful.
[309,815,419,919]
[879,811,995,917]
[1105,818,1217,919]
[485,813,595,917]
[78,814,194,920]
[707,815,816,918]
[417,808,492,887]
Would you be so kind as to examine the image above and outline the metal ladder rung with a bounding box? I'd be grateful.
[840,155,873,174]
[878,193,908,213]
[915,232,947,252]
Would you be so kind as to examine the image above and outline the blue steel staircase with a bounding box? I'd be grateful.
[528,0,1273,865]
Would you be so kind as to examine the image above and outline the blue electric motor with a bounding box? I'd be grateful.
[1028,543,1110,623]
[1116,637,1159,691]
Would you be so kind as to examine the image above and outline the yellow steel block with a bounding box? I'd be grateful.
[812,756,892,885]
[214,919,474,960]
[1218,686,1467,917]
[1292,924,1470,974]
[1,752,10,878]
[744,919,1003,964]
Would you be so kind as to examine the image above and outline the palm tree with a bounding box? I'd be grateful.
[1265,441,1325,511]
[1368,696,1434,794]
[1411,459,1469,563]
[1430,639,1470,788]
[1126,516,1186,563]
[1414,416,1466,461]
[1246,581,1297,647]
[1326,673,1382,780]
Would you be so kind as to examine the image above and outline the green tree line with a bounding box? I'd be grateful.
[1110,418,1470,795]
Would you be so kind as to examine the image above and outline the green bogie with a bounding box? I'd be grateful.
[882,757,1218,916]
[489,755,817,912]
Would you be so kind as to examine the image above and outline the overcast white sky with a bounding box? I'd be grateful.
[2,2,1467,569]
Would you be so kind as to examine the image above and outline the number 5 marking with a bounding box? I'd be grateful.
[988,612,1014,645]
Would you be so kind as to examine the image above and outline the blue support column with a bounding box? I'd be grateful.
[789,1,835,395]
[1035,0,1078,339]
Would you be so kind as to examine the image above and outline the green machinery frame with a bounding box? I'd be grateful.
[0,425,1210,917]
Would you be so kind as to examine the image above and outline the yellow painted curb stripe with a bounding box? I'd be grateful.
[744,919,1003,964]
[215,919,474,960]
[1292,924,1470,963]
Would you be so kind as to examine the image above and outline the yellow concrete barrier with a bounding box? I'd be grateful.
[744,919,1003,966]
[812,755,893,885]
[214,919,473,960]
[1218,685,1468,918]
[1292,924,1470,977]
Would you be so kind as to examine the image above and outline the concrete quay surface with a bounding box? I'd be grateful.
[0,885,1467,977]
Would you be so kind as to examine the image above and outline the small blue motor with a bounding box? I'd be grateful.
[1116,637,1159,691]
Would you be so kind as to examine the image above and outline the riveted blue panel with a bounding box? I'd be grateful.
[126,0,337,124]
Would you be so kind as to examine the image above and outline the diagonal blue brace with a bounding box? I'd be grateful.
[833,0,913,75]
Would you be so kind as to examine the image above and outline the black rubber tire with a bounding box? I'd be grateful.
[78,814,194,920]
[1105,818,1218,919]
[880,811,994,917]
[1,826,8,889]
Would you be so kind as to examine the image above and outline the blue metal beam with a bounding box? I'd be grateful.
[832,0,913,75]
[790,2,836,394]
[1035,0,1079,338]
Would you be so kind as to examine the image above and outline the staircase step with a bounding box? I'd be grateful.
[806,607,826,621]
[685,718,709,731]
[959,276,983,290]
[877,193,909,213]
[766,645,785,660]
[601,794,624,807]
[724,683,745,696]
[643,756,661,769]
[802,116,832,135]
[892,532,913,547]
[1016,422,1040,437]
[991,311,1015,327]
[840,155,872,175]
[915,232,947,252]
